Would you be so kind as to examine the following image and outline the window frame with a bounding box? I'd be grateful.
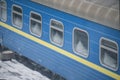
[0,0,7,22]
[99,37,119,71]
[73,27,89,58]
[12,4,23,29]
[29,11,42,37]
[50,19,64,47]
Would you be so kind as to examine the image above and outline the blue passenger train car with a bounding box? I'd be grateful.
[0,0,120,80]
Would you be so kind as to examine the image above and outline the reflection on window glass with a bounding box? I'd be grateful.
[51,28,63,45]
[12,5,22,28]
[50,19,64,47]
[13,13,22,27]
[100,38,118,71]
[73,28,89,58]
[0,0,7,21]
[30,12,42,37]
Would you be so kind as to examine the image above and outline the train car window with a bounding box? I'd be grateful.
[50,19,64,47]
[73,28,89,58]
[30,12,42,37]
[12,5,22,29]
[100,38,118,71]
[0,0,7,21]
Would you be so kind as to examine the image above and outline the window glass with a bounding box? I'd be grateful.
[0,0,7,21]
[12,5,22,29]
[30,12,42,37]
[101,39,117,50]
[50,19,64,47]
[31,13,41,21]
[13,13,22,27]
[100,38,118,71]
[51,20,63,30]
[13,6,22,13]
[73,28,89,58]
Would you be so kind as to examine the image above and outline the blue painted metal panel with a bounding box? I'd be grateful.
[2,28,114,80]
[0,0,119,80]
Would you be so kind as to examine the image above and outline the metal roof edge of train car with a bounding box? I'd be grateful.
[31,0,120,30]
[0,21,120,80]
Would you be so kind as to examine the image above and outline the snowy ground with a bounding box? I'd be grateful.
[0,59,50,80]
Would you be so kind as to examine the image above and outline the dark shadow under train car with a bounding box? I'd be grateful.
[0,0,120,80]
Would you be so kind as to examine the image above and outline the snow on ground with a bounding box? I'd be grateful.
[0,59,50,80]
